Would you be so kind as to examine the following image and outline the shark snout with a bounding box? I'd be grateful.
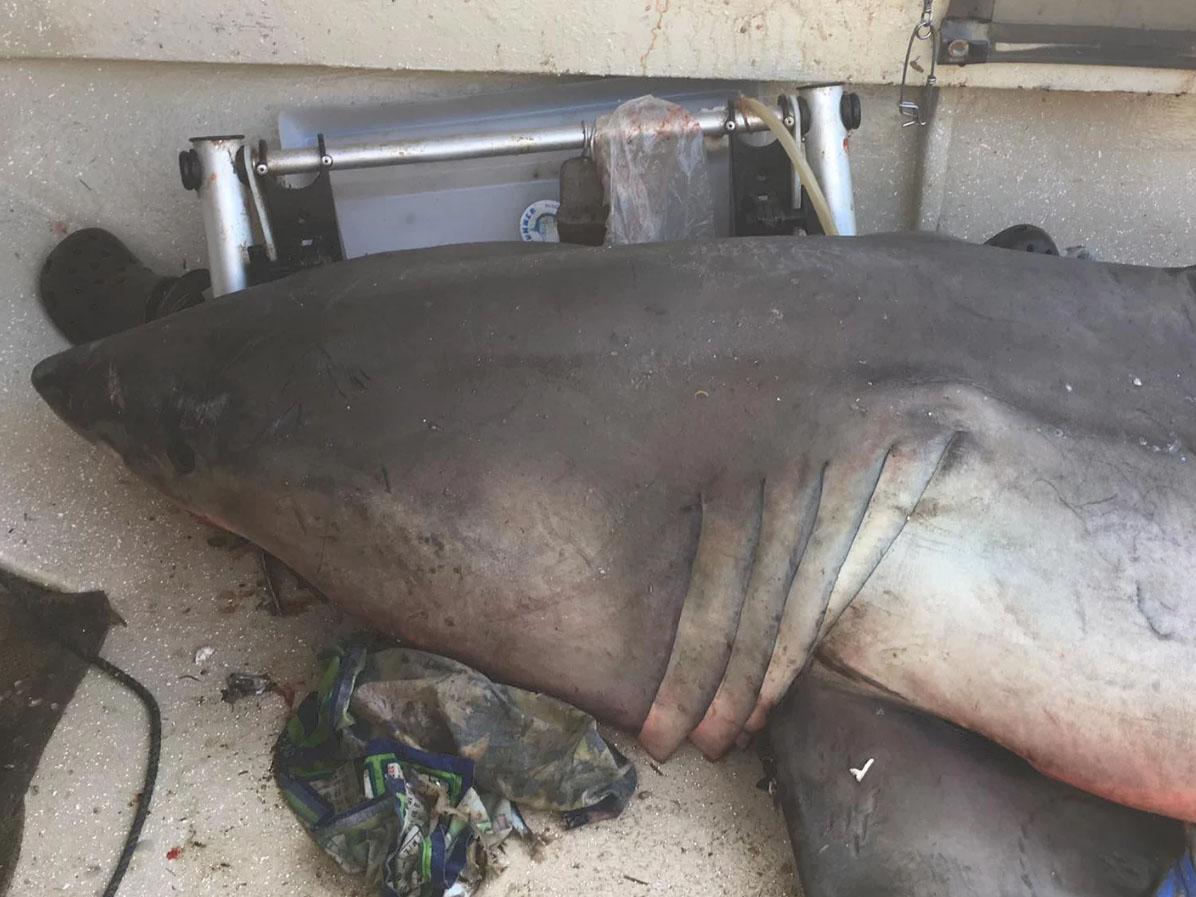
[31,346,133,459]
[31,350,78,422]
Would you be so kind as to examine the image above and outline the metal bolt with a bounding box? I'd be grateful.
[320,153,333,168]
[724,118,737,133]
[947,38,970,59]
[255,161,268,176]
[782,115,796,129]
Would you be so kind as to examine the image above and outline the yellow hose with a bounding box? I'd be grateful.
[737,96,839,237]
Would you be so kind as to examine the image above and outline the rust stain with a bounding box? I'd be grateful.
[733,9,769,39]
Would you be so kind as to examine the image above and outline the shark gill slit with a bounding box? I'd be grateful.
[816,430,965,646]
[635,474,766,760]
[743,433,949,737]
[688,460,826,758]
[796,443,897,672]
[644,428,961,758]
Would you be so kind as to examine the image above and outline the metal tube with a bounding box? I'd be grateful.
[261,106,774,177]
[192,136,253,296]
[780,93,806,213]
[798,85,857,237]
[240,144,278,262]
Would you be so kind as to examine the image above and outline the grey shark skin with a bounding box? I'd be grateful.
[31,234,1196,824]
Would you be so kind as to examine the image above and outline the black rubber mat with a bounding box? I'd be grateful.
[0,569,113,895]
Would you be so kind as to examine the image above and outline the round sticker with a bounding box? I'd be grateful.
[519,200,560,243]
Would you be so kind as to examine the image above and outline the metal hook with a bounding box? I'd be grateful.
[915,0,934,38]
[898,21,938,127]
[581,120,594,159]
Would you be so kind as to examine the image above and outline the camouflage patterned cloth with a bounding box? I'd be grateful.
[275,644,637,896]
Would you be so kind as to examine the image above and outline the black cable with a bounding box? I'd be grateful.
[85,654,161,897]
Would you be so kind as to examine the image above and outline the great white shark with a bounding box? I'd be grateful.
[30,233,1196,893]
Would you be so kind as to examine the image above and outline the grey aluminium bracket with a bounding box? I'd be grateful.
[179,96,861,296]
[938,0,1196,70]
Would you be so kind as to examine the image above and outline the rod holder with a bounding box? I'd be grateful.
[798,85,858,237]
[190,136,253,296]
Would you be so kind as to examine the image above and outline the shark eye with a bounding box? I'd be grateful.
[166,437,196,474]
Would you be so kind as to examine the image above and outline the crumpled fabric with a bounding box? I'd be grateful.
[275,644,637,896]
[594,95,715,245]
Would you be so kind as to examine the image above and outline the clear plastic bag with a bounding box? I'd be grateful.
[594,96,716,245]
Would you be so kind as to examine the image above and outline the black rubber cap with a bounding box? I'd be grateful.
[985,224,1059,257]
[178,149,202,192]
[840,92,862,131]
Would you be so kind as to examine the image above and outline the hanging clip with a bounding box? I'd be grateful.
[898,0,937,127]
[581,120,595,159]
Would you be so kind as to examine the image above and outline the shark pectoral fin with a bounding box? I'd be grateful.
[770,672,1182,897]
[638,475,763,761]
[745,429,962,736]
[689,462,822,759]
